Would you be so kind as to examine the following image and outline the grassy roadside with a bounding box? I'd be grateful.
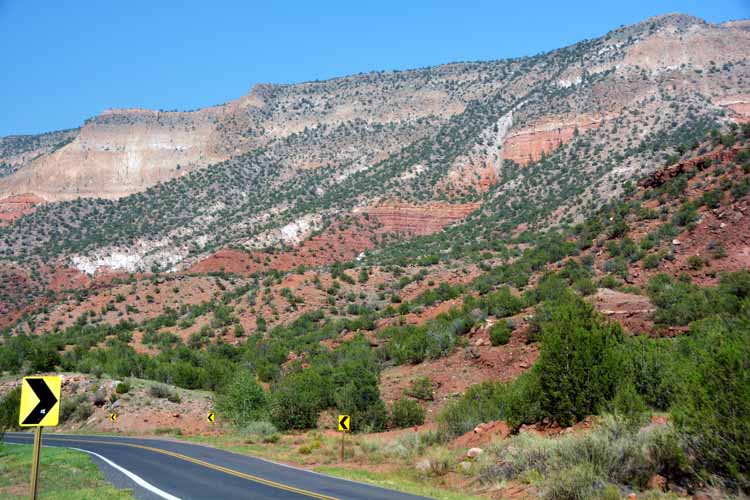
[174,431,487,500]
[314,466,487,500]
[0,444,134,500]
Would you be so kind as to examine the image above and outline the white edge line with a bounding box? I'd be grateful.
[69,447,182,500]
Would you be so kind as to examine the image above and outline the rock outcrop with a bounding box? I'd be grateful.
[501,115,610,166]
[0,108,228,201]
[366,202,479,235]
[0,193,43,225]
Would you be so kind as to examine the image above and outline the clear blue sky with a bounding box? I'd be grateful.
[1,0,748,136]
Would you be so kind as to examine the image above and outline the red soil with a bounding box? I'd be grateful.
[380,322,539,422]
[0,193,43,225]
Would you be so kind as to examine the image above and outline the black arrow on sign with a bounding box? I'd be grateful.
[22,378,58,425]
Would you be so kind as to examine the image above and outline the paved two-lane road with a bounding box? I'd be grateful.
[4,432,431,500]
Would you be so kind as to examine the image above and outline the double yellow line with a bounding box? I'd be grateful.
[40,436,339,500]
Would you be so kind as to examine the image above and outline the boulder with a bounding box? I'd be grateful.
[467,447,483,459]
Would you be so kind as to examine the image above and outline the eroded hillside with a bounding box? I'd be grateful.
[0,14,748,289]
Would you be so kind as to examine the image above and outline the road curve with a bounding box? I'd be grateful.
[4,432,431,500]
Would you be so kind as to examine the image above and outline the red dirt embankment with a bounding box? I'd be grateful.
[0,193,43,225]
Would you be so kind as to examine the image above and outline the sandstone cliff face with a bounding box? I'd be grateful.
[501,115,611,166]
[0,67,480,201]
[366,202,479,235]
[494,15,750,167]
[0,109,227,200]
[0,129,77,177]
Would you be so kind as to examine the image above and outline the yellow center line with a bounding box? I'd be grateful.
[33,435,339,500]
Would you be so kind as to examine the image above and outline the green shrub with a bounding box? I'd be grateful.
[489,321,513,346]
[423,447,455,476]
[29,344,61,372]
[0,386,21,432]
[479,416,690,495]
[643,253,662,270]
[115,381,130,394]
[718,270,750,300]
[239,421,280,444]
[700,188,723,209]
[405,376,434,401]
[623,336,679,411]
[609,381,650,432]
[384,312,473,365]
[574,278,597,296]
[534,293,625,426]
[217,371,268,427]
[646,274,729,326]
[603,257,628,279]
[598,274,621,289]
[484,287,524,318]
[269,370,327,431]
[542,464,600,500]
[383,430,445,460]
[390,398,425,428]
[149,384,181,403]
[672,315,750,489]
[60,394,91,423]
[672,202,699,227]
[438,372,540,438]
[525,274,569,305]
[687,255,705,270]
[334,380,388,433]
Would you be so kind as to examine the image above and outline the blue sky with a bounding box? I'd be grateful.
[1,0,748,136]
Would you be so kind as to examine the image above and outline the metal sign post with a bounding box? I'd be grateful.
[29,427,43,500]
[337,415,350,461]
[19,376,61,500]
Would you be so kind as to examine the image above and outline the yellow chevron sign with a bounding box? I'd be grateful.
[337,415,350,432]
[19,376,61,427]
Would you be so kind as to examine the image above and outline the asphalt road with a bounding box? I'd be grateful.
[4,432,432,500]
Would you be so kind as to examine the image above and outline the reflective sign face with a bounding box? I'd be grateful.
[19,376,61,427]
[338,415,350,432]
